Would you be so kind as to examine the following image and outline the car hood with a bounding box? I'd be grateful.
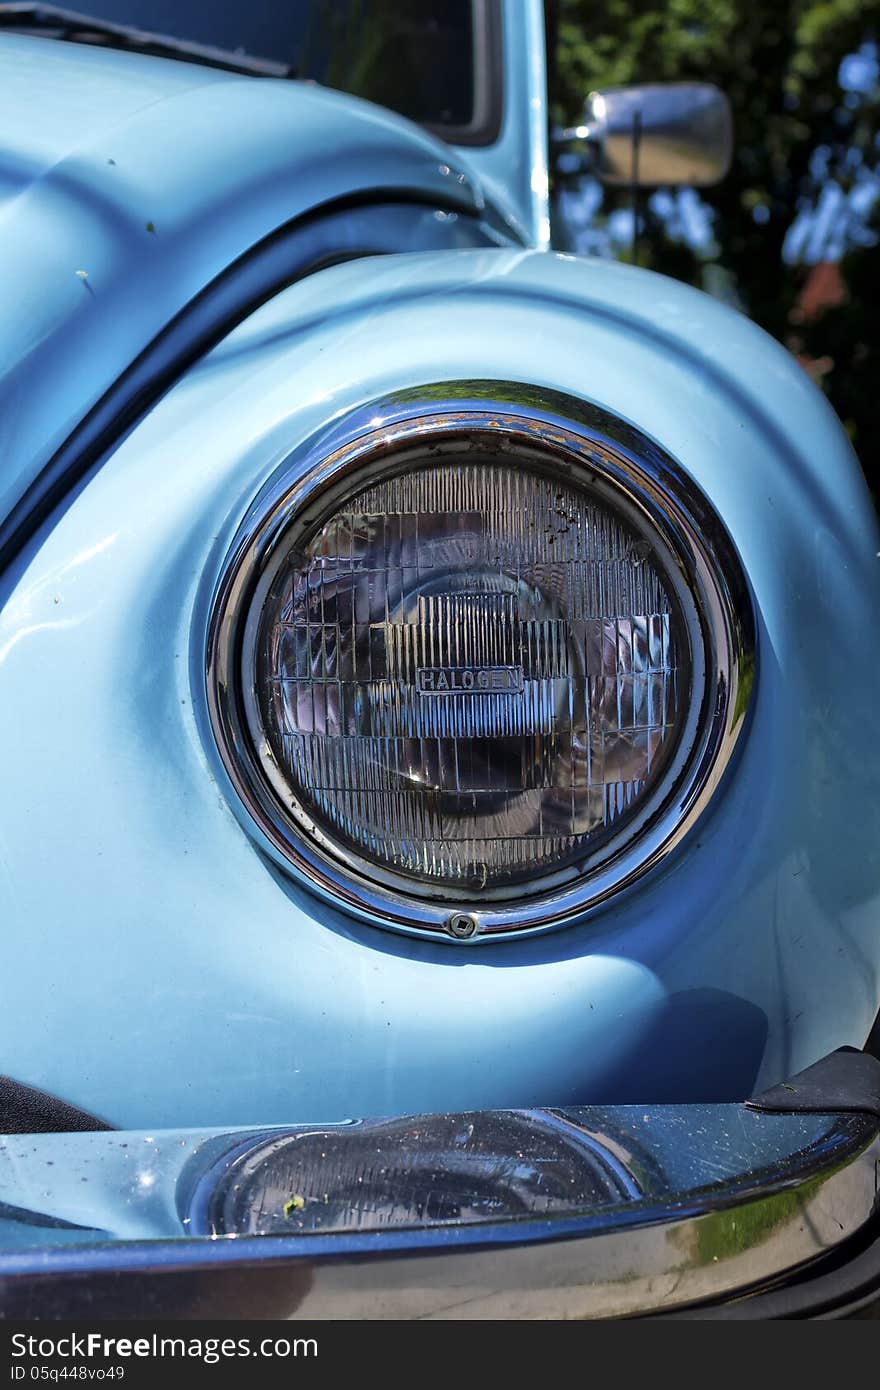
[0,33,491,533]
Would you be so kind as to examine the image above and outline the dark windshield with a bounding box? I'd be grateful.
[31,0,501,144]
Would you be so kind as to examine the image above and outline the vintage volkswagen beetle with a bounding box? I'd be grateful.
[0,0,878,1320]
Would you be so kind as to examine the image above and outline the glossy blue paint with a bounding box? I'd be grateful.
[0,200,507,569]
[0,33,515,532]
[0,248,877,1129]
[457,0,551,248]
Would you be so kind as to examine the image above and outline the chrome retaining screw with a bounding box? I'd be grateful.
[446,912,479,940]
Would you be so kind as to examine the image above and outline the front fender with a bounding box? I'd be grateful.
[0,248,877,1128]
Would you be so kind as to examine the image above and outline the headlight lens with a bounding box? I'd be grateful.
[254,459,687,892]
[208,386,753,940]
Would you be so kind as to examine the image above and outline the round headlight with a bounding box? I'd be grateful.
[208,385,753,941]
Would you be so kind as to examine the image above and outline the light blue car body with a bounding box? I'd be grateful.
[0,6,878,1132]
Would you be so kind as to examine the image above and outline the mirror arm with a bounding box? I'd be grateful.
[550,120,604,181]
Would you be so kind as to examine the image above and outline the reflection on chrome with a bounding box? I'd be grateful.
[200,1110,646,1236]
[0,1097,877,1319]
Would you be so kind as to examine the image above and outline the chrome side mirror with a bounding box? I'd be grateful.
[559,82,733,187]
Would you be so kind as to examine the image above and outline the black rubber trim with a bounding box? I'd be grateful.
[0,1076,112,1134]
[0,193,507,577]
[745,1046,880,1120]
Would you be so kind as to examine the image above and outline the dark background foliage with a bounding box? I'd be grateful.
[546,1,880,498]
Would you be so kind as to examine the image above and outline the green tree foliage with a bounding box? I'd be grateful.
[549,1,880,491]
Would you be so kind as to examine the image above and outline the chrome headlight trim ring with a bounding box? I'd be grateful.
[206,382,755,943]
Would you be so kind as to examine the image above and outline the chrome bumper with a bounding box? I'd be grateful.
[1,1050,878,1319]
